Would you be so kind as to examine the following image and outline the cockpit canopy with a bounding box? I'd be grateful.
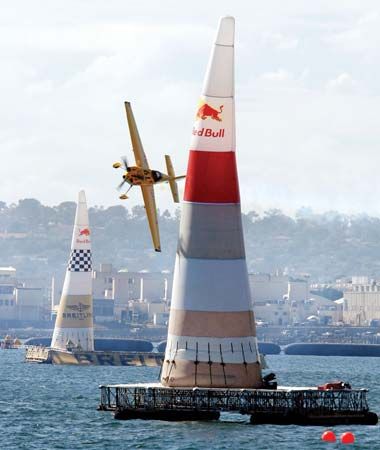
[152,171,163,182]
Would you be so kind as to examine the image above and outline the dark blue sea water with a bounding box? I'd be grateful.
[1,351,380,449]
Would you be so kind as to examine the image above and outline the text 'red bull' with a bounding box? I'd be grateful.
[192,127,225,138]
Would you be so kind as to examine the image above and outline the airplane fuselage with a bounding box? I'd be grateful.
[123,166,169,186]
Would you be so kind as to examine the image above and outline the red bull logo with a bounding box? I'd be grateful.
[77,227,91,244]
[196,103,224,122]
[79,228,90,236]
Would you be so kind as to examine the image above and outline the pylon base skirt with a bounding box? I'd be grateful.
[161,360,263,388]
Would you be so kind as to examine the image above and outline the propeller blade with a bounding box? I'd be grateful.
[117,180,127,191]
[121,155,129,170]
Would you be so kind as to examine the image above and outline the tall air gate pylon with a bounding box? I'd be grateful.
[50,190,94,351]
[161,16,263,388]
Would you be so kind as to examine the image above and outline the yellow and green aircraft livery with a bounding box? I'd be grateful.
[113,102,185,252]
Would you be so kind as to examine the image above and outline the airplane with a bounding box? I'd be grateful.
[113,101,185,252]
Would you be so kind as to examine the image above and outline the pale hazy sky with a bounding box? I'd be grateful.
[1,1,380,214]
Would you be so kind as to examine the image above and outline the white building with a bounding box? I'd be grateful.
[343,278,380,325]
[0,267,45,322]
[249,273,341,326]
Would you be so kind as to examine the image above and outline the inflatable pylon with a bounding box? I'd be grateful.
[51,190,94,351]
[161,16,262,388]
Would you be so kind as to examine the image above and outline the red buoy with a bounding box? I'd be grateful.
[341,432,355,444]
[321,430,336,442]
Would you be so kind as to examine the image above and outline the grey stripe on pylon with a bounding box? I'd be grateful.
[171,257,252,312]
[178,202,245,259]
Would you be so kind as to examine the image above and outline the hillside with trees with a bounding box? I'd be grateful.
[0,199,380,281]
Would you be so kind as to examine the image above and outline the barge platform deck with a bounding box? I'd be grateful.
[98,383,378,425]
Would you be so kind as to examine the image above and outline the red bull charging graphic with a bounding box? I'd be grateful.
[193,101,225,140]
[79,228,90,236]
[196,103,224,121]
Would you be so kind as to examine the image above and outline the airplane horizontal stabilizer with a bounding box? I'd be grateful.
[165,155,180,203]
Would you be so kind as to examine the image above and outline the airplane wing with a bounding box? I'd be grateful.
[124,101,150,169]
[141,185,161,252]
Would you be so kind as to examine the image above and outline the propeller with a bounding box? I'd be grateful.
[115,155,130,191]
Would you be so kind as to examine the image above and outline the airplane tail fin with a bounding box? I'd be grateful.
[165,155,181,203]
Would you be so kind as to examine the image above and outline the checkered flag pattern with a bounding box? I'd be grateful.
[68,249,92,272]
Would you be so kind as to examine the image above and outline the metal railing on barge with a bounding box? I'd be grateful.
[99,384,369,415]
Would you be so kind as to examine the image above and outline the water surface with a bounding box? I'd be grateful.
[1,351,379,449]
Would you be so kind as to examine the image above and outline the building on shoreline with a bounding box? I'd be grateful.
[343,277,380,325]
[2,263,344,327]
[250,273,342,326]
[0,266,47,324]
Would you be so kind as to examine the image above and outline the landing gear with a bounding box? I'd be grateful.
[119,185,133,200]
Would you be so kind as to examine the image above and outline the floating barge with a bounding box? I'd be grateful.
[98,383,378,425]
[25,346,162,366]
[285,343,380,357]
[24,337,155,352]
